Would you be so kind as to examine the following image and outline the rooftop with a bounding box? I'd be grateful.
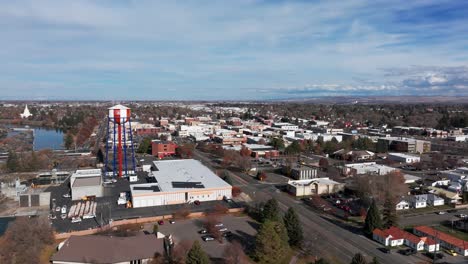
[144,159,231,193]
[288,177,341,186]
[72,176,101,188]
[51,235,164,263]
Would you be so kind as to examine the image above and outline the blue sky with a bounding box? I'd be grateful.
[1,0,468,100]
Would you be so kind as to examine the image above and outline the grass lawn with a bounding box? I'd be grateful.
[434,225,468,241]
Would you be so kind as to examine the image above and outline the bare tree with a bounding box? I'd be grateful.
[223,241,250,264]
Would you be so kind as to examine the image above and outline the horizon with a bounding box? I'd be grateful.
[1,1,468,100]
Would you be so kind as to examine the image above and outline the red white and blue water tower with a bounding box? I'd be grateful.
[105,104,136,177]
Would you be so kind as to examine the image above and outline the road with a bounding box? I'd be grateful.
[400,209,468,227]
[193,150,425,264]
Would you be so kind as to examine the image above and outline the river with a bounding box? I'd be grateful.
[33,127,64,151]
[0,217,14,236]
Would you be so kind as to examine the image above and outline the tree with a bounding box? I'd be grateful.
[254,221,290,264]
[64,131,74,150]
[6,150,20,172]
[262,198,280,222]
[240,146,251,157]
[0,216,54,264]
[285,141,302,155]
[235,156,252,173]
[222,241,249,264]
[318,158,329,171]
[28,151,39,171]
[186,240,210,264]
[177,143,196,158]
[283,207,303,247]
[370,257,380,264]
[137,137,152,154]
[363,199,382,235]
[222,171,233,185]
[375,140,388,153]
[153,224,159,234]
[350,253,367,264]
[382,192,398,228]
[269,137,285,150]
[315,258,331,264]
[257,171,267,181]
[232,186,242,197]
[204,215,223,242]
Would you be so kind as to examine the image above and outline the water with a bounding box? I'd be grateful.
[33,128,64,151]
[0,217,15,236]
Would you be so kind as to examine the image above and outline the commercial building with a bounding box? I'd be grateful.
[51,235,165,264]
[286,178,344,196]
[288,165,318,180]
[151,140,177,159]
[387,153,421,163]
[343,162,397,176]
[131,159,232,208]
[272,122,299,131]
[377,137,431,154]
[70,169,103,201]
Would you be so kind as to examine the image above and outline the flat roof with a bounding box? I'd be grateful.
[146,159,231,192]
[51,235,164,263]
[72,176,101,187]
[388,152,420,159]
[288,177,341,186]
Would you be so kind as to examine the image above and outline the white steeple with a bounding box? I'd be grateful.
[20,105,32,118]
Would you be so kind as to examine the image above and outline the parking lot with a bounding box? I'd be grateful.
[146,215,258,259]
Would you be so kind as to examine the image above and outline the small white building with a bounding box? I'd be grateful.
[70,169,103,201]
[396,200,410,210]
[409,194,427,209]
[286,178,344,196]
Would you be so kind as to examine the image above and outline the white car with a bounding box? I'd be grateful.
[62,193,71,198]
[60,214,67,220]
[437,211,446,215]
[218,227,228,232]
[55,206,61,212]
[61,205,67,214]
[71,217,82,223]
[457,214,467,218]
[215,223,224,227]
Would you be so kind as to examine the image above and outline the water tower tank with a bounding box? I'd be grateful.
[108,104,131,125]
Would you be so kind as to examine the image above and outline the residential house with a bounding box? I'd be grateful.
[409,194,427,209]
[373,227,439,252]
[396,200,410,210]
[414,226,468,256]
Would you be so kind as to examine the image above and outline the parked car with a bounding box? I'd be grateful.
[456,214,467,218]
[158,220,164,225]
[71,217,82,223]
[60,214,67,220]
[218,227,228,232]
[48,214,56,220]
[62,193,71,198]
[379,247,391,254]
[398,248,417,256]
[194,200,201,205]
[215,223,224,227]
[222,231,233,237]
[169,219,175,224]
[199,229,208,234]
[437,211,446,215]
[425,252,443,260]
[202,235,215,242]
[445,249,457,256]
[61,205,67,214]
[55,206,61,212]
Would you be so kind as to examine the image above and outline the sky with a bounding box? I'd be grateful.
[1,0,468,100]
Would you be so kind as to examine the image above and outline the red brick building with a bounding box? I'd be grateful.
[151,141,177,159]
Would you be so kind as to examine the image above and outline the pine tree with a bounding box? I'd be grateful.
[261,198,280,222]
[350,253,367,264]
[186,240,210,264]
[363,199,382,235]
[382,193,398,228]
[6,150,20,172]
[254,221,290,264]
[283,207,303,247]
[63,132,74,150]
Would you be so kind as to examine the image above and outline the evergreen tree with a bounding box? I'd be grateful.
[375,140,388,153]
[382,193,398,228]
[6,150,20,173]
[254,221,290,264]
[137,137,152,154]
[262,198,280,222]
[186,240,210,264]
[222,171,233,185]
[370,257,380,264]
[283,207,303,247]
[350,253,367,264]
[63,132,74,150]
[269,138,285,150]
[363,199,382,235]
[285,141,302,155]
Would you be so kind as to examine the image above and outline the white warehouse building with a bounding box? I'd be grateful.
[130,159,232,208]
[70,169,103,200]
[387,153,421,164]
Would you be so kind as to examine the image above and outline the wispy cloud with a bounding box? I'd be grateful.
[0,0,467,99]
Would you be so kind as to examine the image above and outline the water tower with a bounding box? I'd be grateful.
[105,104,136,177]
